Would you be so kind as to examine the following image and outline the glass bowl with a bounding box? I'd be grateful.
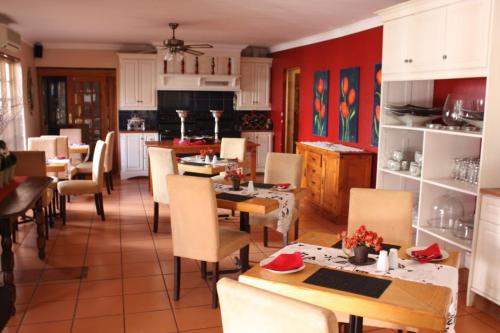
[453,215,474,240]
[428,194,464,229]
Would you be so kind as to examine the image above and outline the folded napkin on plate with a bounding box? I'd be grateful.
[411,243,442,263]
[262,252,303,271]
[57,155,67,160]
[274,183,290,189]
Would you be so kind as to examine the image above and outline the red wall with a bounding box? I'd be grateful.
[270,27,383,153]
[433,77,487,107]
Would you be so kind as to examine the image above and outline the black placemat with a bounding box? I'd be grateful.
[216,193,251,202]
[240,182,274,189]
[332,240,401,254]
[304,268,391,298]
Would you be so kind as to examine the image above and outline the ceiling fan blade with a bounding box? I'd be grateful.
[184,49,204,56]
[184,44,213,49]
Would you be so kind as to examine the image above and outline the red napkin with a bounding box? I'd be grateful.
[274,183,290,189]
[262,252,303,271]
[411,243,442,263]
[57,155,67,160]
[175,157,181,161]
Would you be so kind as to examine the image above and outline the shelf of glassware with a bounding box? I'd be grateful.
[415,225,473,252]
[422,178,478,196]
[381,124,483,139]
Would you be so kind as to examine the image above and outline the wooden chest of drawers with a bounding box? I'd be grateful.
[296,142,373,224]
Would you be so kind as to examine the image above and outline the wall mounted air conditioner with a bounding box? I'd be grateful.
[0,24,21,53]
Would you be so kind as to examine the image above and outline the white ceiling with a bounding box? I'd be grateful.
[1,0,404,49]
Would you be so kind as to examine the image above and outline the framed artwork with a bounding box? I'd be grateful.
[312,70,329,137]
[339,67,360,142]
[372,64,382,146]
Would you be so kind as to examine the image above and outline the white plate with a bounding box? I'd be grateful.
[406,246,449,262]
[260,256,305,274]
[274,185,296,192]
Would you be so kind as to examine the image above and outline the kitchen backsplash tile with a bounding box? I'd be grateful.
[119,111,158,131]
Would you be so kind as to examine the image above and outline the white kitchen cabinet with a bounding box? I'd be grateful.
[118,54,157,110]
[471,195,500,304]
[120,132,158,179]
[241,131,273,172]
[236,58,272,111]
[377,0,491,80]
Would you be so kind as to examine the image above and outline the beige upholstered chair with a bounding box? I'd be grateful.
[167,175,250,308]
[57,140,107,223]
[13,151,53,239]
[75,131,115,194]
[250,152,303,247]
[219,137,247,161]
[348,188,413,245]
[217,278,338,333]
[40,135,75,179]
[148,147,178,233]
[28,137,57,158]
[60,128,83,164]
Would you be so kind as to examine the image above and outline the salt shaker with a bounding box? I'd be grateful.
[204,155,211,164]
[212,155,218,164]
[377,250,389,272]
[247,180,255,193]
[388,248,399,270]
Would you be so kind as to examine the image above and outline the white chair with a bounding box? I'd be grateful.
[250,152,303,246]
[217,278,338,333]
[148,147,178,233]
[57,140,107,224]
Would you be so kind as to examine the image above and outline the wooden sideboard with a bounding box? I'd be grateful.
[296,142,373,224]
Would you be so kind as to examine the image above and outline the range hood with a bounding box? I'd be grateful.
[158,73,240,91]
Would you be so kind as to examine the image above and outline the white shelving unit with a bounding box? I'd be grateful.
[377,0,500,306]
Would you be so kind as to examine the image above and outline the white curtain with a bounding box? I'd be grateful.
[0,57,26,150]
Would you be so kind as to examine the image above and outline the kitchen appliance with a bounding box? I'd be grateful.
[127,113,145,131]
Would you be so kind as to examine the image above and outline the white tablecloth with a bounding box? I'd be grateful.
[267,242,458,332]
[213,183,295,234]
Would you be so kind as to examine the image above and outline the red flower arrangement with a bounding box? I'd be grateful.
[338,225,383,252]
[200,149,214,158]
[224,169,244,181]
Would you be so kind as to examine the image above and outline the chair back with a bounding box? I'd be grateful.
[167,175,220,262]
[104,131,116,173]
[92,140,107,190]
[217,278,338,333]
[348,188,413,245]
[220,138,246,162]
[12,151,46,176]
[149,147,178,204]
[27,137,57,159]
[264,152,303,188]
[40,135,69,157]
[59,128,82,146]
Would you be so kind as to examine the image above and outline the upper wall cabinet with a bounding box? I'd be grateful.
[236,57,272,111]
[118,54,157,110]
[378,0,492,81]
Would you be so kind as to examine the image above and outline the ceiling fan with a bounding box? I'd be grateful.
[158,23,213,61]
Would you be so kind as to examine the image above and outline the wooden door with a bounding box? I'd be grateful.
[284,68,300,153]
[321,154,340,217]
[445,0,490,70]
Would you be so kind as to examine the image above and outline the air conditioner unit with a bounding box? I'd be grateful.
[0,24,21,53]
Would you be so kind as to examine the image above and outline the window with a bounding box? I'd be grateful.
[0,56,26,150]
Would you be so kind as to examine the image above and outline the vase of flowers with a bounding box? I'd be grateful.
[338,225,383,264]
[224,169,244,191]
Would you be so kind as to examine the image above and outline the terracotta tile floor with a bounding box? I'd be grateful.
[3,178,499,333]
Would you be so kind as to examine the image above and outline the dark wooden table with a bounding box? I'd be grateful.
[0,176,52,325]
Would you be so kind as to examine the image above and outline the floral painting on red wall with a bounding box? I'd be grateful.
[372,64,382,146]
[312,70,329,137]
[339,67,359,142]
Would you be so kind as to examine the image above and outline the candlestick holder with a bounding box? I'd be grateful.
[210,110,223,142]
[176,110,189,142]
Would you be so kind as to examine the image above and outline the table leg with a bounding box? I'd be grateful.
[239,211,250,272]
[250,147,257,181]
[0,218,16,315]
[34,198,46,260]
[349,315,363,333]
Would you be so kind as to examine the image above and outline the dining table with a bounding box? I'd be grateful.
[239,231,460,333]
[178,157,227,176]
[69,144,90,162]
[0,176,52,328]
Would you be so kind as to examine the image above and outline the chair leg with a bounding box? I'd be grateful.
[263,226,269,247]
[109,172,114,190]
[240,245,249,273]
[94,194,101,216]
[67,195,70,203]
[98,193,105,221]
[211,262,219,308]
[153,202,159,233]
[173,256,181,301]
[60,195,66,225]
[200,261,207,280]
[44,207,49,240]
[294,218,299,241]
[105,172,111,195]
[12,221,17,243]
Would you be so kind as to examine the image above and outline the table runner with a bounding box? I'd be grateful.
[267,242,458,333]
[213,183,295,234]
